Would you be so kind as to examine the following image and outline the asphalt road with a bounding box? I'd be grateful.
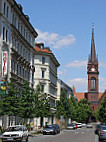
[29,127,99,142]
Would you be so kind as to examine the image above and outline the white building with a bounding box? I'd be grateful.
[0,0,38,127]
[34,43,60,127]
[57,79,73,101]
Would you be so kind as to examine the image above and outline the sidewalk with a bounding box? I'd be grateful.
[28,128,43,137]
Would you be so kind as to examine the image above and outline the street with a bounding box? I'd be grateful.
[29,127,99,142]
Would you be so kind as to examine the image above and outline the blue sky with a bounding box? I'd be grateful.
[16,0,106,92]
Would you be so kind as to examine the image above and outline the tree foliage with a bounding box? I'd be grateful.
[56,90,92,123]
[56,89,70,119]
[96,97,106,124]
[33,83,51,118]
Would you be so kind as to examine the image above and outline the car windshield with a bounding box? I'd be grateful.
[68,124,74,126]
[102,126,106,130]
[45,125,54,128]
[6,126,22,132]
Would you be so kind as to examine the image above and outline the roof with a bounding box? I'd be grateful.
[74,93,85,102]
[98,93,103,99]
[35,43,52,53]
[35,43,60,67]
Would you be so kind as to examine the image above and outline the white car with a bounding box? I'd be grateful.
[1,125,28,142]
[76,123,82,128]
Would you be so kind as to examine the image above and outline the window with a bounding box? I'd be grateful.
[3,27,5,40]
[6,6,9,18]
[18,22,20,31]
[6,30,8,42]
[42,70,45,78]
[91,77,96,90]
[41,84,44,92]
[12,14,14,24]
[21,24,23,34]
[32,73,34,83]
[42,57,45,64]
[24,28,25,37]
[17,64,19,75]
[4,3,6,15]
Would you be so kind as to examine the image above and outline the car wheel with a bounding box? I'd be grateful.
[26,136,28,142]
[20,136,23,142]
[99,137,102,142]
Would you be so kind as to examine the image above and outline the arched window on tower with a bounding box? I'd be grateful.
[91,77,96,91]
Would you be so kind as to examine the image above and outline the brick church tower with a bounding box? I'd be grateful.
[87,26,99,111]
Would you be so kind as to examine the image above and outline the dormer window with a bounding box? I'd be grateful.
[40,45,44,49]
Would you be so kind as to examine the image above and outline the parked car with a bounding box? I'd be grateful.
[81,123,86,127]
[86,123,92,128]
[53,124,60,133]
[66,124,76,130]
[95,124,102,135]
[98,125,106,142]
[76,123,82,128]
[43,125,57,135]
[1,125,28,142]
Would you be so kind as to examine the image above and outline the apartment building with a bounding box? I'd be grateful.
[57,79,73,101]
[0,0,38,86]
[0,0,38,127]
[34,43,60,126]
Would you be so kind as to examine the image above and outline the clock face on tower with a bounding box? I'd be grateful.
[91,68,95,71]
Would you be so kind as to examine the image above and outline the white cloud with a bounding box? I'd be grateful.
[58,69,66,76]
[66,60,87,68]
[36,29,76,49]
[67,78,87,87]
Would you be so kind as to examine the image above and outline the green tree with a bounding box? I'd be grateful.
[97,97,106,124]
[68,96,78,121]
[77,98,92,123]
[17,81,34,123]
[56,89,70,119]
[1,78,19,116]
[33,83,51,118]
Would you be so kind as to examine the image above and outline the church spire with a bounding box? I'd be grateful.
[89,25,98,63]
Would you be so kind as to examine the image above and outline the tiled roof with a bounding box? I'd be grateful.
[98,93,103,99]
[74,93,85,102]
[35,43,52,53]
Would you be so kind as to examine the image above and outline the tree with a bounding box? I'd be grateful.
[17,81,34,123]
[56,89,70,119]
[97,97,106,124]
[77,98,92,123]
[68,96,78,121]
[33,83,51,118]
[1,78,19,116]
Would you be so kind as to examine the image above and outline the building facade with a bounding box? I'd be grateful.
[0,0,38,87]
[57,79,73,101]
[34,43,60,127]
[0,0,38,127]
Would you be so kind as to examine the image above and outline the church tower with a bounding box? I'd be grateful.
[87,26,99,111]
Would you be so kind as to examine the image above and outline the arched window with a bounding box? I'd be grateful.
[91,77,96,90]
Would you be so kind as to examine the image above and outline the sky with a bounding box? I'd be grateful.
[16,0,106,92]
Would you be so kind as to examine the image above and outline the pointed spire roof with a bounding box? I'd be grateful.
[89,25,98,63]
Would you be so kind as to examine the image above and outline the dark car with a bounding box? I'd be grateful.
[43,125,57,135]
[53,124,60,133]
[98,125,106,142]
[95,124,102,135]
